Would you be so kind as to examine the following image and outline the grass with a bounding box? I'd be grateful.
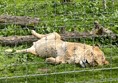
[0,0,118,83]
[0,42,117,83]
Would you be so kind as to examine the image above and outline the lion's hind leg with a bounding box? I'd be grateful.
[5,46,37,55]
[31,30,45,39]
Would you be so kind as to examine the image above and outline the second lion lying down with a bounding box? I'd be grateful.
[7,30,109,67]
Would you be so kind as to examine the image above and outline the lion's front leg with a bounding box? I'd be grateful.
[45,56,66,64]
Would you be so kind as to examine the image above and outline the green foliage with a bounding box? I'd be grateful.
[0,0,118,36]
[0,0,118,82]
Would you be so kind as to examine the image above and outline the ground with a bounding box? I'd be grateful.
[0,0,118,83]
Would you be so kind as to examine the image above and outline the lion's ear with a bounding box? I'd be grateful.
[104,60,109,65]
[95,44,101,48]
[93,46,100,51]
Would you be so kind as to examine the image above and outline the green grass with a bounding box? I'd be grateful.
[0,45,117,83]
[0,0,118,82]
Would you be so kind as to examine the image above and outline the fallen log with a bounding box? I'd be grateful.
[0,20,117,46]
[0,15,40,28]
[0,33,117,46]
[0,35,38,46]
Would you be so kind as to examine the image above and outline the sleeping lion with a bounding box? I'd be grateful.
[6,30,109,67]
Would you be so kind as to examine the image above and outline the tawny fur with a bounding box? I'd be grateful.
[6,30,109,67]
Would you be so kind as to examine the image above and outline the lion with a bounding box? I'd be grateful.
[6,30,109,67]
